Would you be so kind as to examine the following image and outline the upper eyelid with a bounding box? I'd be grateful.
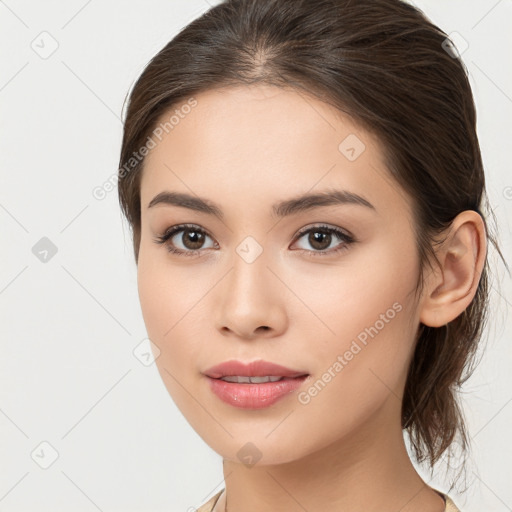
[295,224,352,237]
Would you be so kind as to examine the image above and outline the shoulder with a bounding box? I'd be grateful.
[195,488,460,512]
[438,492,462,512]
[196,489,224,512]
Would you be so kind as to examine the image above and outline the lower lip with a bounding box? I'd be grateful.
[206,376,309,409]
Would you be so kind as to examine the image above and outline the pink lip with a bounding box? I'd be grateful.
[203,360,310,409]
[203,359,308,379]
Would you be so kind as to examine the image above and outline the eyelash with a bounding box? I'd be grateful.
[153,223,355,258]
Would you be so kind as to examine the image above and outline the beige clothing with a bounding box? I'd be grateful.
[196,488,461,512]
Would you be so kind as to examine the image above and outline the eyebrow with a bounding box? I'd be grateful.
[147,189,376,219]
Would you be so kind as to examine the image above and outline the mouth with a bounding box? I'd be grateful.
[214,375,307,383]
[203,359,310,409]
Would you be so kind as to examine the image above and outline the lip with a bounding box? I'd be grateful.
[203,359,308,379]
[206,375,309,409]
[203,360,310,409]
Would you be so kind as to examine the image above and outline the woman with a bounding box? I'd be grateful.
[117,0,504,510]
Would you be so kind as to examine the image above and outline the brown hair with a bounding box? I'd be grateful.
[118,0,505,481]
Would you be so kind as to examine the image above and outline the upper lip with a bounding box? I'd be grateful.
[203,360,309,379]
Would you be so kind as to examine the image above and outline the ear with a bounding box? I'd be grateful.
[419,210,487,328]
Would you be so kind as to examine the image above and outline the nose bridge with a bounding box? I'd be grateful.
[229,235,273,308]
[215,234,287,337]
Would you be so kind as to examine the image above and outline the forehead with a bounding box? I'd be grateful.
[139,84,409,218]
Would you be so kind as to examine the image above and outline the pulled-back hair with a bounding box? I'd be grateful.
[118,0,504,479]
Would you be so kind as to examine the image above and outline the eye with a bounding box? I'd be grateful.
[153,223,355,258]
[153,223,217,257]
[291,224,355,257]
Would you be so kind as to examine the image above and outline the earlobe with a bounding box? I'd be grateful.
[419,211,486,328]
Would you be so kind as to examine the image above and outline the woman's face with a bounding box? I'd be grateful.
[137,84,423,465]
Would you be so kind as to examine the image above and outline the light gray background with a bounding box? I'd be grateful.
[1,1,511,511]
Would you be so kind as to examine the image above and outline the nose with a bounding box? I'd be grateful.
[214,248,288,340]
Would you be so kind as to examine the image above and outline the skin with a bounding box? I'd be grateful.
[136,84,486,512]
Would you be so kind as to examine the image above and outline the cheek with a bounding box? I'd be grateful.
[136,256,208,420]
[290,235,419,349]
[292,239,420,407]
[136,248,221,377]
[137,258,168,339]
[292,292,418,457]
[136,253,196,365]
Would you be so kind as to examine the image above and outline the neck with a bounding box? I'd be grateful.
[216,400,445,512]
